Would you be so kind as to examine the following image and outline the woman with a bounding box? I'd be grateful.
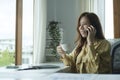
[57,12,111,74]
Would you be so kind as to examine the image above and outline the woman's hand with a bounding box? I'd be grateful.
[56,46,66,58]
[86,25,96,45]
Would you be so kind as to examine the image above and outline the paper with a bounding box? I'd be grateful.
[44,73,97,80]
[44,73,120,80]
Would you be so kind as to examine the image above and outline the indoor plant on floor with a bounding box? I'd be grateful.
[46,21,61,62]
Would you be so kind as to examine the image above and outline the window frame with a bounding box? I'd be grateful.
[15,0,23,65]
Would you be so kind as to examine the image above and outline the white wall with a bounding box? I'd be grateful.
[56,0,78,51]
[47,0,56,24]
[47,0,79,52]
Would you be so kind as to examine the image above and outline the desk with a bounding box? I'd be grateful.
[45,73,120,80]
[0,63,70,80]
[0,63,120,80]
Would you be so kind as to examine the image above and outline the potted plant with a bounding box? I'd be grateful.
[46,21,61,61]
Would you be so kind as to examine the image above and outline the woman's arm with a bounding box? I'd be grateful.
[85,40,111,73]
[60,49,76,66]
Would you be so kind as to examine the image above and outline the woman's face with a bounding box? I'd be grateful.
[79,17,90,38]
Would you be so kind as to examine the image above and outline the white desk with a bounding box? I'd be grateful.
[0,63,120,80]
[0,63,70,80]
[45,73,120,80]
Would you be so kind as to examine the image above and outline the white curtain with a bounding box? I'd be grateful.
[78,0,94,14]
[33,0,47,64]
[94,0,105,34]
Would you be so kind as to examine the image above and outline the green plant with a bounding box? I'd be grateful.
[0,49,15,67]
[47,21,61,57]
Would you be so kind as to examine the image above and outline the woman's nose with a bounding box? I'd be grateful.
[80,25,84,30]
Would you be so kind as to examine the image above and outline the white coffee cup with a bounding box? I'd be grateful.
[60,44,68,51]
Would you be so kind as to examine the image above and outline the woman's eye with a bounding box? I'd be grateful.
[84,23,88,25]
[84,24,87,26]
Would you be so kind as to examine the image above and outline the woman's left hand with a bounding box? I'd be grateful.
[86,25,96,45]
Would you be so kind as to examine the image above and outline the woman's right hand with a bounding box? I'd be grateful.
[56,46,66,58]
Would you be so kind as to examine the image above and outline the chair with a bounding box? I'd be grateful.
[111,40,120,74]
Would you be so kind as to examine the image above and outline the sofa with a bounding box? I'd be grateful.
[108,38,120,74]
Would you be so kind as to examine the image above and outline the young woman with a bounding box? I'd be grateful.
[57,12,111,74]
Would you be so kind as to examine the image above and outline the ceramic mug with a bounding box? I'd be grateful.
[60,44,68,51]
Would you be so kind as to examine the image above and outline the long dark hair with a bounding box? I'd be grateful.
[75,12,105,55]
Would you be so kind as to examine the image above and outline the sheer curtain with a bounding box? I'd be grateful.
[33,0,47,64]
[94,0,105,34]
[93,0,114,39]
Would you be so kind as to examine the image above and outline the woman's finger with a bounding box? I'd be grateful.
[90,25,96,32]
[87,27,92,33]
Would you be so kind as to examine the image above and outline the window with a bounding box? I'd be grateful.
[0,0,16,66]
[93,0,114,39]
[0,0,33,67]
[105,0,114,39]
[22,0,33,64]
